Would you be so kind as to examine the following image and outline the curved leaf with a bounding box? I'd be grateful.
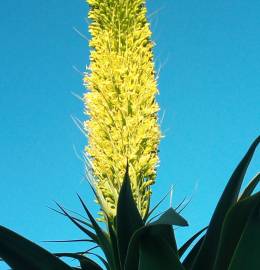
[0,225,73,270]
[213,192,260,270]
[178,226,207,258]
[56,253,103,270]
[239,173,260,201]
[182,235,205,270]
[192,136,260,270]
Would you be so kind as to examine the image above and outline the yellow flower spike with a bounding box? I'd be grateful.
[84,0,160,220]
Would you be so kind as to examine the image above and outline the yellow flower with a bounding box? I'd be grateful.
[84,0,160,220]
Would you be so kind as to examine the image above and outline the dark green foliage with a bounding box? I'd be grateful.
[0,225,73,270]
[178,227,207,258]
[228,202,260,270]
[0,136,259,270]
[138,231,184,270]
[213,192,260,270]
[192,136,260,270]
[116,165,144,268]
[239,173,260,201]
[191,136,260,270]
[55,253,104,270]
[182,235,205,269]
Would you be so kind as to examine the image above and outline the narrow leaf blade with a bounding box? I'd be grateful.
[55,253,103,270]
[239,173,260,201]
[178,226,207,257]
[77,195,114,269]
[182,235,205,270]
[116,166,144,268]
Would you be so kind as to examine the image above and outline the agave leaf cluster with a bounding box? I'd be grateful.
[0,137,259,270]
[0,0,259,269]
[83,0,160,220]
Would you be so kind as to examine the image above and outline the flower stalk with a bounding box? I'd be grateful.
[83,0,160,220]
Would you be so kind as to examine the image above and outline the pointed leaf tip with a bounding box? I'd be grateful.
[117,167,144,268]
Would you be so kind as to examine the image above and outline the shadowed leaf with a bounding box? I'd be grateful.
[55,253,103,270]
[213,192,260,270]
[138,231,184,270]
[0,225,73,270]
[125,224,178,270]
[192,136,260,270]
[228,200,260,270]
[182,235,205,270]
[178,226,207,258]
[116,166,144,268]
[77,195,114,269]
[239,173,260,201]
[56,203,98,243]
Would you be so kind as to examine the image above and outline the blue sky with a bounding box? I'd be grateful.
[0,0,259,268]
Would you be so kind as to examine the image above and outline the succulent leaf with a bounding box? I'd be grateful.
[238,172,260,201]
[213,192,260,270]
[192,136,260,270]
[0,225,73,270]
[138,231,184,270]
[116,166,144,268]
[178,226,207,258]
[228,200,260,270]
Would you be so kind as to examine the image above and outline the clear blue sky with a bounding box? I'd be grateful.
[0,0,259,268]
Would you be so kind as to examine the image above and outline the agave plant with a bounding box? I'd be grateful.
[0,0,259,268]
[0,137,259,270]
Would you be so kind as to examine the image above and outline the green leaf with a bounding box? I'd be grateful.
[0,225,73,270]
[125,224,178,270]
[149,225,178,253]
[55,253,103,270]
[77,195,115,269]
[239,173,260,201]
[124,226,146,270]
[116,165,144,268]
[151,207,188,227]
[56,203,98,243]
[182,235,205,270]
[43,238,95,243]
[228,200,260,270]
[192,136,260,270]
[138,230,184,270]
[213,192,260,270]
[107,219,121,270]
[178,226,207,258]
[49,206,93,229]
